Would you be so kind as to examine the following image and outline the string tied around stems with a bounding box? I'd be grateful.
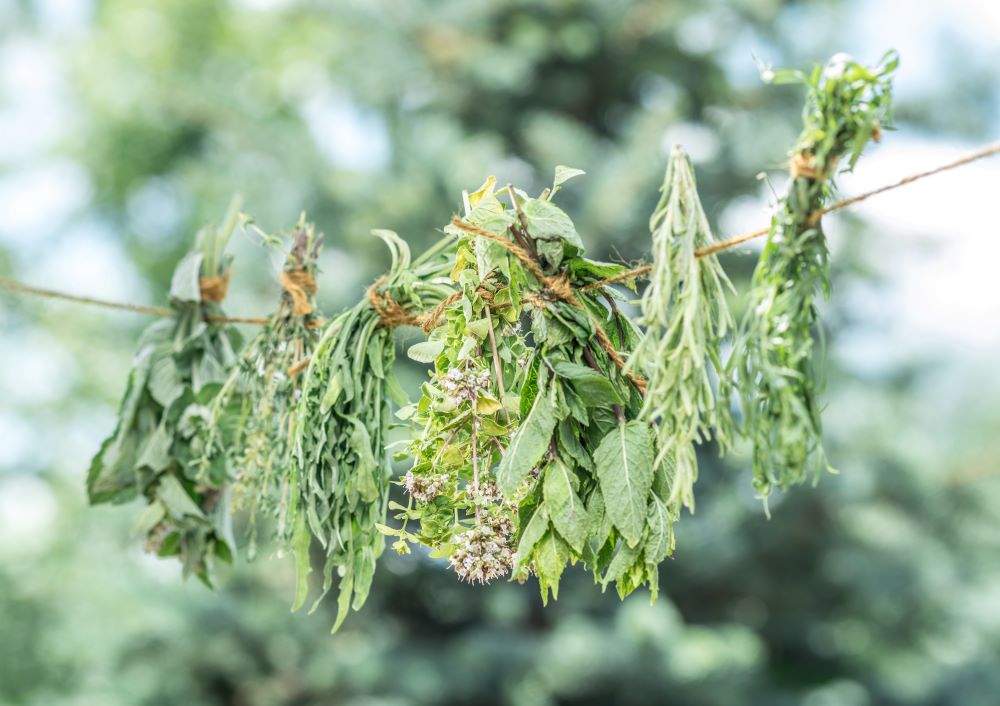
[199,272,231,303]
[278,269,318,316]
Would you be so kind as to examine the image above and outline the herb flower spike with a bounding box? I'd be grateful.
[731,51,897,495]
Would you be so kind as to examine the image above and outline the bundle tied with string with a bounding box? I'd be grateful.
[278,269,318,316]
[10,48,1000,631]
[199,272,231,303]
[448,216,648,393]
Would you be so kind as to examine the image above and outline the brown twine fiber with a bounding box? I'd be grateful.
[199,272,230,303]
[286,357,311,378]
[279,269,317,316]
[4,141,999,335]
[789,152,820,180]
[366,276,464,333]
[449,217,648,393]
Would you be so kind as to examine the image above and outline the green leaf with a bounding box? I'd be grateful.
[497,389,557,496]
[535,530,568,605]
[349,420,379,502]
[320,371,343,412]
[407,339,444,364]
[594,421,655,546]
[156,475,206,520]
[136,423,173,472]
[601,540,642,589]
[552,360,622,407]
[169,252,204,304]
[290,513,312,612]
[514,505,549,573]
[147,355,183,407]
[552,165,586,192]
[522,199,583,249]
[331,569,354,634]
[645,495,674,563]
[542,460,589,554]
[475,395,502,415]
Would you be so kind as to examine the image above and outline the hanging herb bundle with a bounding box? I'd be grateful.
[82,50,904,629]
[197,216,323,557]
[87,198,244,585]
[629,146,735,517]
[290,229,455,632]
[729,52,897,495]
[385,170,673,602]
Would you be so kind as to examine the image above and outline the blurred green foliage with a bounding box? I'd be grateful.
[2,1,1000,705]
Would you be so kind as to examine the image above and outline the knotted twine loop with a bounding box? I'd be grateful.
[789,152,820,180]
[199,272,231,303]
[366,277,465,333]
[278,269,318,316]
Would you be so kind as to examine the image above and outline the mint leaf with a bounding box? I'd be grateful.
[594,421,655,546]
[542,459,589,553]
[497,389,557,496]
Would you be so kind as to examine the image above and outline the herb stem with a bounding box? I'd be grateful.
[471,416,481,525]
[485,308,511,424]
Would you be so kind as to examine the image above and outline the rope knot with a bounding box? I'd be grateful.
[199,272,231,303]
[789,152,820,180]
[279,269,318,316]
[367,277,422,329]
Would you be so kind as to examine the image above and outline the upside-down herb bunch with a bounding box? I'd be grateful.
[198,216,323,557]
[729,51,897,496]
[85,51,897,631]
[290,229,455,631]
[629,146,735,517]
[381,171,672,602]
[87,198,244,585]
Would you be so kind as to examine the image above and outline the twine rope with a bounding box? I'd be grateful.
[1,140,997,334]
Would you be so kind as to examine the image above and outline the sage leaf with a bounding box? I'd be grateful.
[290,513,312,612]
[407,339,444,364]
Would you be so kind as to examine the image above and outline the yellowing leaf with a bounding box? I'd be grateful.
[476,395,502,415]
[467,175,497,207]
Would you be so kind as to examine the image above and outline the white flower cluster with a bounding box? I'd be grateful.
[449,516,514,584]
[469,478,502,503]
[404,470,448,502]
[441,366,490,405]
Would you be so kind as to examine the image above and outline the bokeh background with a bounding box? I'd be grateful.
[2,1,1000,705]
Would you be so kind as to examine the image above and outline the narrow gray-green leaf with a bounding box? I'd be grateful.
[290,513,312,612]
